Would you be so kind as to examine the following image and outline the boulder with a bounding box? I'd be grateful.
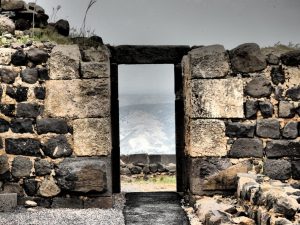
[27,48,48,64]
[0,16,15,34]
[11,50,27,66]
[54,19,70,36]
[230,43,267,73]
[281,50,300,66]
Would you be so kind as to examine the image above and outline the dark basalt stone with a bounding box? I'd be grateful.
[21,68,38,84]
[6,86,28,102]
[11,156,33,178]
[264,159,291,180]
[34,87,46,100]
[16,103,41,118]
[225,122,255,138]
[265,140,300,158]
[256,119,281,139]
[54,19,70,37]
[229,138,263,158]
[0,118,10,133]
[5,138,41,156]
[27,48,49,64]
[292,160,300,180]
[244,100,258,118]
[11,50,27,66]
[0,68,18,84]
[10,118,34,133]
[24,179,38,196]
[0,154,9,175]
[245,76,272,98]
[42,135,72,158]
[34,158,53,176]
[259,101,273,118]
[286,86,300,101]
[282,121,298,139]
[0,104,15,117]
[281,50,300,66]
[229,43,267,73]
[38,67,49,80]
[36,118,68,134]
[271,66,285,85]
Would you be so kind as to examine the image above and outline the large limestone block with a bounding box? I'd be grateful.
[188,45,230,79]
[186,119,227,157]
[73,118,111,156]
[44,79,110,119]
[49,45,81,80]
[56,158,108,193]
[186,78,244,118]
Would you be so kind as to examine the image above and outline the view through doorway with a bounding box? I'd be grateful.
[118,64,176,192]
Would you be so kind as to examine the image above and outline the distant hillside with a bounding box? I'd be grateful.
[119,95,175,155]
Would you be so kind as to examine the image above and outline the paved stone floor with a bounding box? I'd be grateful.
[124,192,190,225]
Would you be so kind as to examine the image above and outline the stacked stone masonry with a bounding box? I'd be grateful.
[183,43,300,195]
[0,39,112,208]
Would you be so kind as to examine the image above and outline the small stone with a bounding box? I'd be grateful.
[24,179,38,196]
[271,66,285,85]
[21,68,38,84]
[34,87,46,100]
[0,16,15,34]
[36,118,68,134]
[0,155,9,174]
[278,101,295,118]
[273,195,299,218]
[25,200,37,207]
[0,104,15,116]
[11,156,33,178]
[225,122,255,138]
[230,43,267,73]
[11,50,27,66]
[120,167,131,175]
[10,118,34,133]
[5,138,41,156]
[245,76,272,98]
[281,50,300,66]
[0,67,18,84]
[0,118,10,133]
[266,53,280,65]
[259,101,273,118]
[229,138,263,158]
[27,48,48,64]
[244,100,258,118]
[129,165,142,174]
[42,135,72,158]
[38,177,61,197]
[149,163,158,173]
[54,19,70,36]
[286,86,300,101]
[256,119,281,139]
[282,122,298,139]
[265,140,300,158]
[34,158,52,176]
[16,103,41,118]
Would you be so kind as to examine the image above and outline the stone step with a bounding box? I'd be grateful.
[124,192,189,225]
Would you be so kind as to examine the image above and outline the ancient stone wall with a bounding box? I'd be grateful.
[0,41,113,208]
[183,43,300,196]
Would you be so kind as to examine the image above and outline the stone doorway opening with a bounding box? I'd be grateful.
[110,45,190,193]
[118,64,176,192]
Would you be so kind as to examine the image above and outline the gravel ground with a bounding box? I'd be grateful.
[0,194,126,225]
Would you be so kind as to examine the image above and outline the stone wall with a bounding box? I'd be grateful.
[0,40,112,208]
[183,43,300,195]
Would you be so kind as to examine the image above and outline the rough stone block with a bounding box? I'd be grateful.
[122,154,148,164]
[52,197,83,209]
[73,118,111,156]
[82,46,110,62]
[10,118,34,133]
[0,154,9,175]
[49,45,80,80]
[187,79,244,118]
[16,103,41,118]
[264,159,291,180]
[256,119,281,139]
[0,193,17,212]
[5,138,41,156]
[0,104,15,117]
[188,45,230,78]
[44,79,110,119]
[282,121,298,139]
[0,118,10,133]
[259,101,273,118]
[225,122,255,138]
[244,100,258,118]
[84,197,113,209]
[34,159,53,176]
[36,118,68,134]
[186,119,227,157]
[0,48,16,65]
[245,76,272,98]
[24,179,38,196]
[286,86,300,101]
[42,135,72,159]
[229,43,267,73]
[281,50,300,66]
[55,158,108,193]
[11,156,32,178]
[229,138,263,158]
[271,65,285,85]
[278,101,295,118]
[265,140,300,158]
[0,66,18,84]
[81,62,110,79]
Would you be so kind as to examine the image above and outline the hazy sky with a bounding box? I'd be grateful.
[26,0,300,94]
